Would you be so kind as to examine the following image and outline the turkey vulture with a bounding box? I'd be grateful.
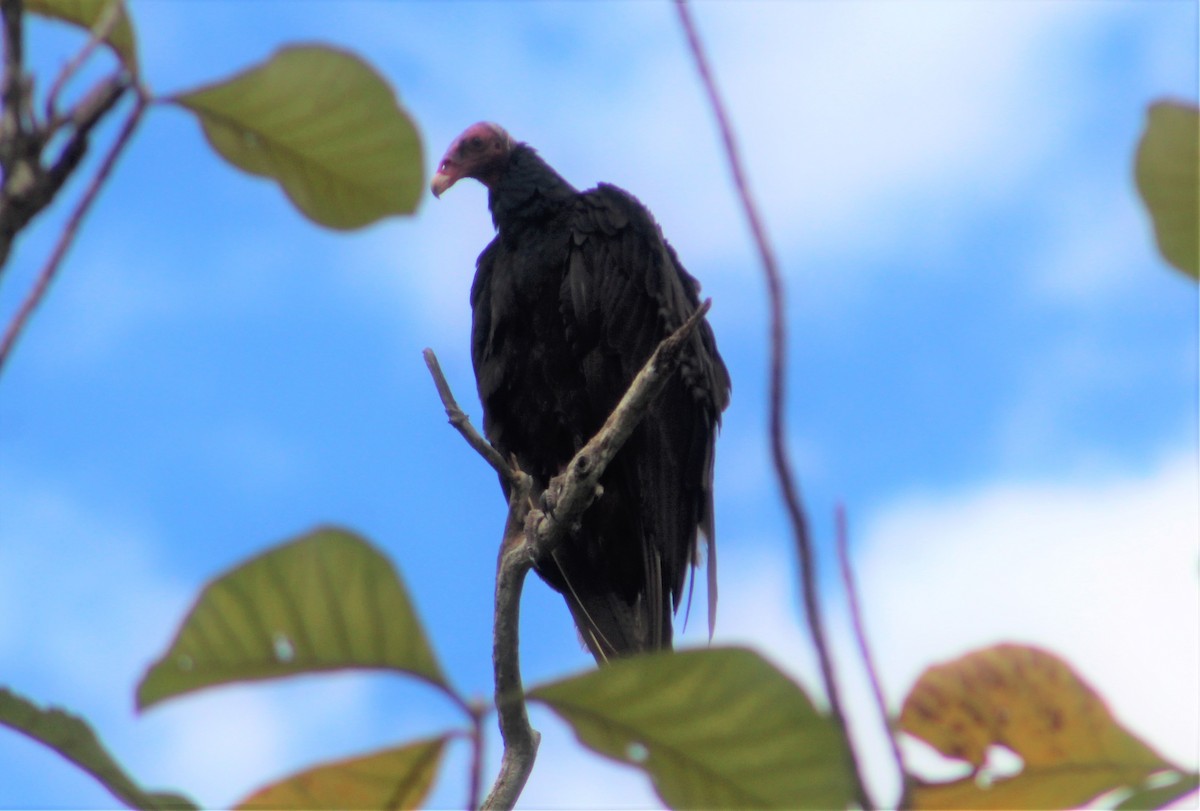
[431,122,730,663]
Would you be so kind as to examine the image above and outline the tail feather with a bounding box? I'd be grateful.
[552,548,668,664]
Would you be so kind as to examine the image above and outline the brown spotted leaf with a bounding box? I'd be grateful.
[899,644,1176,810]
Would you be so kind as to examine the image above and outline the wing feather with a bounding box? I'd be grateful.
[560,184,730,644]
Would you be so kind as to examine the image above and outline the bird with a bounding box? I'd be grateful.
[431,122,730,663]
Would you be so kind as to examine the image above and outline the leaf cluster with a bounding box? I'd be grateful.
[10,523,1195,810]
[25,0,424,231]
[0,0,424,375]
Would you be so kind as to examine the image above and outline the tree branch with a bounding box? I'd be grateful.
[425,299,714,810]
[530,299,712,553]
[674,2,873,808]
[1,0,25,131]
[1,0,131,274]
[0,91,145,378]
[481,486,538,811]
[422,348,517,491]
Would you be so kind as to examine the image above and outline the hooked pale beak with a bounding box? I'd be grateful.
[430,162,459,198]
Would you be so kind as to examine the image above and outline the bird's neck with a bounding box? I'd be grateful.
[488,144,577,231]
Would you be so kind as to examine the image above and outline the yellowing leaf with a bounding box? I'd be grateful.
[1,688,195,809]
[529,647,855,809]
[1135,100,1199,280]
[173,45,423,230]
[235,736,448,810]
[900,644,1175,810]
[137,526,451,710]
[1113,771,1199,810]
[25,0,138,72]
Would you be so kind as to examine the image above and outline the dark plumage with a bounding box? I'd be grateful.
[432,123,730,663]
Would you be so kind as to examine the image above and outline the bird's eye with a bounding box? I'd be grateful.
[468,136,483,150]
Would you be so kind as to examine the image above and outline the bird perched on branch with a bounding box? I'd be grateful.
[431,122,730,663]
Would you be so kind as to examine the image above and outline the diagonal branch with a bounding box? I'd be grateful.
[0,91,145,378]
[1,0,132,276]
[674,1,873,808]
[531,299,712,553]
[425,298,714,811]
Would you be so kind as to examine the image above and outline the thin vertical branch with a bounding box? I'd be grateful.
[481,491,540,811]
[1,0,25,126]
[0,92,146,378]
[673,2,872,808]
[837,505,910,809]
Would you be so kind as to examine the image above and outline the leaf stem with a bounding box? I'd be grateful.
[44,0,124,123]
[837,505,910,808]
[466,700,487,811]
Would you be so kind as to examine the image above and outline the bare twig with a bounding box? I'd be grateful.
[426,300,714,810]
[0,91,146,378]
[423,348,517,491]
[673,2,872,808]
[836,505,910,809]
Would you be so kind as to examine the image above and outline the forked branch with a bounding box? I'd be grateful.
[0,0,143,377]
[423,298,713,810]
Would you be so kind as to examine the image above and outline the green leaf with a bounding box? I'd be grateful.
[235,735,449,810]
[137,526,451,710]
[172,45,424,230]
[900,644,1177,810]
[1135,100,1199,280]
[529,647,855,809]
[0,687,196,810]
[25,0,139,72]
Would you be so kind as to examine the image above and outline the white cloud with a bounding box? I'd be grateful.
[660,1,1116,265]
[856,451,1200,780]
[522,450,1199,808]
[366,1,1159,340]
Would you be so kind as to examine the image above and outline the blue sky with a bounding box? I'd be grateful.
[1,1,1196,808]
